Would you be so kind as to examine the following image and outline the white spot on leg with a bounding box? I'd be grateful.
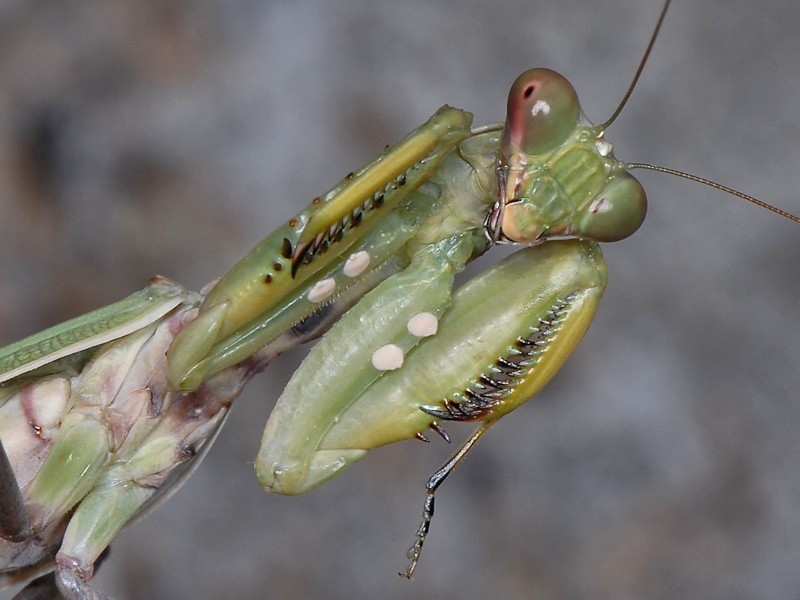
[371,344,404,371]
[343,251,370,277]
[407,312,438,337]
[307,278,336,303]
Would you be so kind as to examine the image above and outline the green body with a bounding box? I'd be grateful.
[258,240,607,494]
[0,278,187,386]
[0,67,647,597]
[0,282,273,597]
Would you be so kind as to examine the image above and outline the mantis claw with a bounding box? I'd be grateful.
[428,422,451,443]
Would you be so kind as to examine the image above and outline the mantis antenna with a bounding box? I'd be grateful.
[625,163,800,224]
[599,0,672,130]
[598,0,800,225]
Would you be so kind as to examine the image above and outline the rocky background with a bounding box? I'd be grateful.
[1,1,800,598]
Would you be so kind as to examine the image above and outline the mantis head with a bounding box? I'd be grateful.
[492,68,648,246]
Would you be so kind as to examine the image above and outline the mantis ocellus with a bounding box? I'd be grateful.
[1,2,800,596]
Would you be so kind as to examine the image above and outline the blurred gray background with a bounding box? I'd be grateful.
[1,1,800,598]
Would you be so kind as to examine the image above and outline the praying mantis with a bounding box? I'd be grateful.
[2,0,800,598]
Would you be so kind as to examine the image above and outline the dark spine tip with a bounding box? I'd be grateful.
[291,240,312,278]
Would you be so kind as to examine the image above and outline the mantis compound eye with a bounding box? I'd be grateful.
[502,68,581,156]
[577,172,648,242]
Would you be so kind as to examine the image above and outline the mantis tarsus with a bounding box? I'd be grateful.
[2,0,800,598]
